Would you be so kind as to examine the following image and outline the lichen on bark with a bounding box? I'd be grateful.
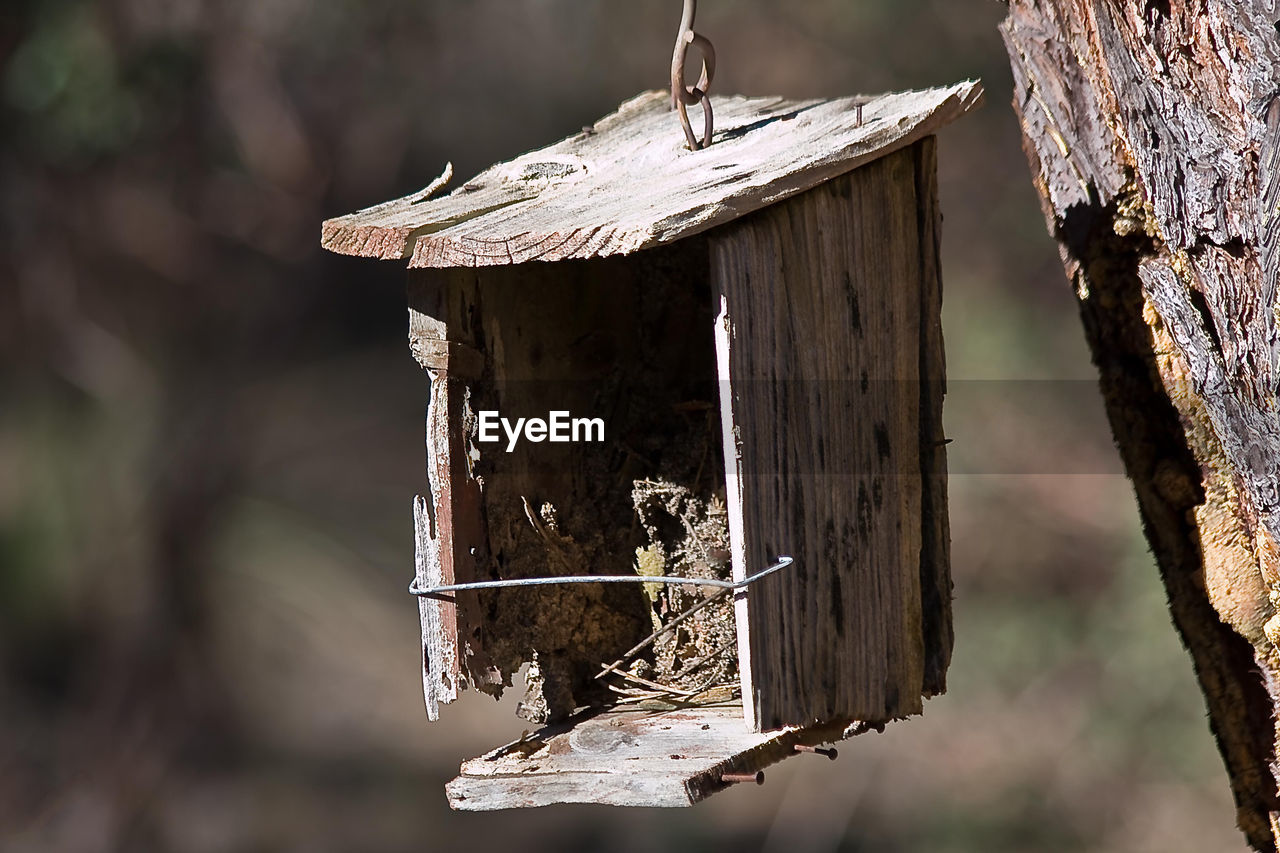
[1002,2,1280,848]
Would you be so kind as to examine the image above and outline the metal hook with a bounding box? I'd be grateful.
[671,0,716,150]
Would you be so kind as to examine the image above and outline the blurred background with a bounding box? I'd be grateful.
[0,1,1246,850]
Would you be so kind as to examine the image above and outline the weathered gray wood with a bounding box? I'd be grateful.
[408,273,500,716]
[322,83,981,269]
[711,143,944,731]
[414,495,450,720]
[445,700,849,810]
[1002,3,1280,849]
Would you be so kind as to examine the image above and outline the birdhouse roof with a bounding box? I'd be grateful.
[320,81,982,269]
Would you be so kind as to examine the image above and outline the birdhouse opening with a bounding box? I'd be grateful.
[405,235,745,726]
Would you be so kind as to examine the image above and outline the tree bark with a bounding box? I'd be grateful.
[1001,2,1280,849]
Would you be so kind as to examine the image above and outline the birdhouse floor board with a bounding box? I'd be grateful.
[322,82,982,269]
[445,701,851,810]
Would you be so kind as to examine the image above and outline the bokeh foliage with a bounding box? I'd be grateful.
[0,1,1245,850]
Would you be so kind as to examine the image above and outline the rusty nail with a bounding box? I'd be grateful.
[794,744,838,760]
[856,102,864,127]
[721,771,764,785]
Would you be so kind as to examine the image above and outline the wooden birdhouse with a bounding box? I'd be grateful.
[321,80,981,809]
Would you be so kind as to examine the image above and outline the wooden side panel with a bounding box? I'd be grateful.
[408,275,496,719]
[913,137,953,696]
[712,142,948,730]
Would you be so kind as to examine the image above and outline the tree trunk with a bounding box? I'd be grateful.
[1001,2,1280,849]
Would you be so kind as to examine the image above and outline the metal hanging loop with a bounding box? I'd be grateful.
[671,0,716,150]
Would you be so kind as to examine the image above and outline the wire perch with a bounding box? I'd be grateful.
[410,555,793,598]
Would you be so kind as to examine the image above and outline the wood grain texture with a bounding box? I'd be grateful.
[913,137,953,697]
[413,496,450,720]
[445,701,849,810]
[409,274,500,718]
[1003,1,1280,547]
[1002,2,1280,848]
[711,143,946,731]
[321,83,981,269]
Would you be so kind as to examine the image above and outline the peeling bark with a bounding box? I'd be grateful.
[1002,2,1280,849]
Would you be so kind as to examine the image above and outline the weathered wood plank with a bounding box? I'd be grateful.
[913,137,953,696]
[408,275,500,717]
[445,701,849,810]
[322,83,981,269]
[711,144,937,730]
[413,495,451,720]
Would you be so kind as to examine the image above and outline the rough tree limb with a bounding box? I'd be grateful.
[1002,2,1280,849]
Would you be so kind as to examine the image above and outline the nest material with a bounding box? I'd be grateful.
[617,479,737,696]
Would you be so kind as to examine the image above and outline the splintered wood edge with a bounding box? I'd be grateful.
[321,81,983,269]
[444,702,851,810]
